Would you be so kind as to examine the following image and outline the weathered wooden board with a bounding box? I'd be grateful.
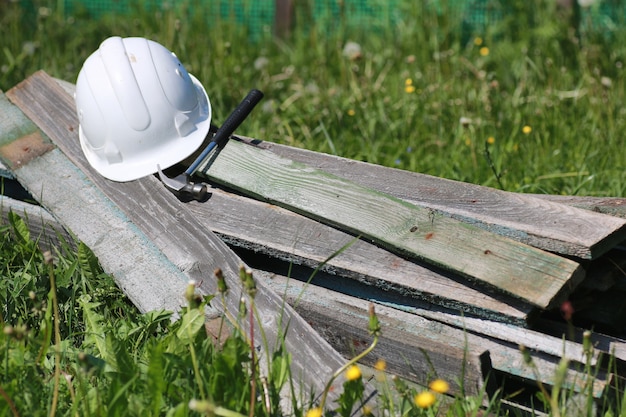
[261,272,612,400]
[4,71,358,403]
[264,273,492,398]
[241,138,626,258]
[530,195,626,219]
[184,186,534,324]
[408,307,625,365]
[0,161,13,178]
[0,195,73,252]
[3,180,621,406]
[198,139,584,309]
[50,81,625,314]
[0,91,189,314]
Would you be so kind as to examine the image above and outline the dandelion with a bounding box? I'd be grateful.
[362,405,373,415]
[601,76,612,88]
[522,125,532,134]
[429,379,450,394]
[414,391,436,408]
[22,41,36,56]
[38,6,51,17]
[368,303,381,337]
[345,364,362,381]
[479,47,490,57]
[214,268,228,294]
[374,359,387,372]
[347,109,356,116]
[486,136,495,145]
[405,78,416,93]
[254,56,269,71]
[306,407,323,417]
[474,37,483,46]
[342,41,362,60]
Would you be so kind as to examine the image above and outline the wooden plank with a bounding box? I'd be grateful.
[261,272,492,398]
[261,272,611,400]
[4,188,618,406]
[0,161,13,178]
[408,307,625,365]
[39,81,626,250]
[241,138,626,258]
[0,91,193,315]
[5,71,357,402]
[185,187,534,324]
[45,77,534,323]
[531,194,626,219]
[0,195,74,252]
[198,139,584,309]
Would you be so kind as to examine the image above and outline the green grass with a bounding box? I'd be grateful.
[2,1,626,415]
[2,210,624,417]
[2,0,626,196]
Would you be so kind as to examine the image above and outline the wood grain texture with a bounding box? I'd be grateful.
[530,194,626,219]
[0,160,13,178]
[262,273,611,400]
[185,187,533,324]
[6,71,355,403]
[243,138,626,259]
[0,195,74,252]
[199,139,584,309]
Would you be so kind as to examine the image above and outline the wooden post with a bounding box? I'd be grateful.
[274,0,294,37]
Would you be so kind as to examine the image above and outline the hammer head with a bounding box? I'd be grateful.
[157,165,208,201]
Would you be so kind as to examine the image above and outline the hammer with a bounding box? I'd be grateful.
[158,89,264,200]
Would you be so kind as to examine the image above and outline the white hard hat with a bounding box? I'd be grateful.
[75,36,211,182]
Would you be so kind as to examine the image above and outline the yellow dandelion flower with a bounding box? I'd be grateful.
[405,78,413,86]
[362,405,373,415]
[374,359,387,372]
[522,125,532,134]
[405,85,416,94]
[479,47,489,57]
[474,37,483,46]
[465,138,471,146]
[347,109,356,116]
[345,364,362,381]
[306,407,323,417]
[487,136,495,145]
[414,391,436,409]
[429,379,450,394]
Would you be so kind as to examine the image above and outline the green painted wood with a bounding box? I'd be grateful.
[199,139,584,309]
[0,93,41,147]
[236,137,626,258]
[185,187,534,324]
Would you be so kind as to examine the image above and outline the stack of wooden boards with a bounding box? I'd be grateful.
[2,71,626,412]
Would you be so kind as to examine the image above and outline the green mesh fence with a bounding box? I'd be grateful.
[37,0,626,38]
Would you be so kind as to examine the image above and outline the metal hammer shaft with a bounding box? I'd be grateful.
[185,89,265,176]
